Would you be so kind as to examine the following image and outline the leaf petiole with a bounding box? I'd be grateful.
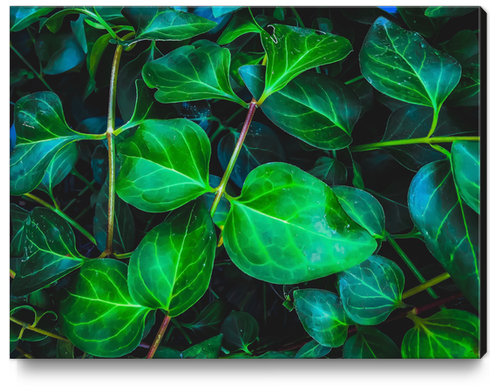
[402,272,451,299]
[350,136,480,153]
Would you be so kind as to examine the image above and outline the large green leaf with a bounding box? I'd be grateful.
[294,340,331,358]
[10,203,30,258]
[424,7,476,18]
[60,259,152,358]
[402,309,479,358]
[116,119,213,213]
[217,8,263,45]
[143,40,247,107]
[261,72,360,150]
[343,326,401,358]
[258,24,353,102]
[408,160,479,309]
[10,6,54,31]
[308,157,347,186]
[11,92,85,196]
[182,334,223,358]
[220,311,259,354]
[338,255,405,325]
[359,17,461,112]
[128,201,216,316]
[224,163,377,284]
[452,141,480,214]
[11,208,85,297]
[212,6,242,18]
[294,289,349,348]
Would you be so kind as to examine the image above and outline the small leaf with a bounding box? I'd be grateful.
[230,52,264,86]
[452,141,480,214]
[308,157,347,186]
[185,298,231,336]
[294,340,331,358]
[217,8,263,45]
[343,326,400,358]
[294,289,349,348]
[402,309,479,358]
[128,201,216,316]
[448,54,480,107]
[71,14,88,53]
[10,301,58,343]
[182,334,223,358]
[60,259,152,358]
[10,6,54,32]
[239,64,266,101]
[338,255,405,325]
[10,203,30,258]
[39,33,86,75]
[425,7,476,18]
[116,119,213,213]
[84,33,111,99]
[220,311,259,354]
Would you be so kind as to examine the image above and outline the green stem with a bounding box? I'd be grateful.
[391,229,422,240]
[70,170,97,192]
[82,9,120,41]
[23,193,96,245]
[63,182,95,212]
[74,205,93,221]
[290,7,305,27]
[386,234,438,299]
[224,108,245,125]
[209,102,258,218]
[426,108,440,138]
[209,124,227,143]
[10,43,54,92]
[344,75,364,85]
[402,272,451,300]
[171,319,193,345]
[113,252,132,259]
[10,316,70,342]
[147,314,172,359]
[15,347,35,359]
[350,136,480,153]
[430,144,452,157]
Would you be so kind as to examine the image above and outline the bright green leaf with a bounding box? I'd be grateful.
[343,326,400,358]
[220,311,259,354]
[217,8,263,45]
[239,64,266,101]
[84,33,111,99]
[452,141,480,214]
[294,340,331,358]
[230,52,264,86]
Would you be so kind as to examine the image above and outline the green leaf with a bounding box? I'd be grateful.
[71,14,88,53]
[308,157,347,186]
[408,160,479,309]
[10,204,30,258]
[402,309,479,358]
[11,208,85,297]
[84,33,112,99]
[200,175,235,228]
[343,326,400,358]
[212,6,242,18]
[448,54,480,107]
[359,17,461,112]
[220,311,259,354]
[332,186,385,238]
[230,52,264,86]
[143,40,247,107]
[116,119,213,213]
[11,92,85,196]
[239,64,266,101]
[425,7,476,18]
[128,201,216,316]
[56,340,75,358]
[94,178,135,254]
[10,6,54,31]
[261,72,360,150]
[184,298,231,336]
[397,7,436,38]
[224,163,377,284]
[182,334,223,358]
[60,259,152,358]
[442,30,478,63]
[338,255,405,325]
[153,346,182,358]
[452,141,480,214]
[38,33,86,75]
[122,7,217,44]
[294,289,349,348]
[259,24,353,102]
[294,340,331,358]
[256,351,293,359]
[10,301,58,343]
[217,8,263,45]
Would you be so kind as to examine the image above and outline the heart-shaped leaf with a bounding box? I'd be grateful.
[10,203,30,258]
[343,326,401,358]
[294,340,331,358]
[220,311,259,354]
[308,157,347,186]
[116,119,213,213]
[452,141,480,214]
[60,259,152,358]
[128,200,216,316]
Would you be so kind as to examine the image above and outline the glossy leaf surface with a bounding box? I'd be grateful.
[212,6,242,18]
[217,8,263,45]
[239,64,266,101]
[308,157,347,186]
[452,141,480,214]
[182,334,223,358]
[10,203,30,258]
[116,119,213,213]
[220,311,259,354]
[200,175,234,228]
[60,259,152,358]
[128,201,216,316]
[344,326,400,358]
[294,289,349,348]
[294,340,331,358]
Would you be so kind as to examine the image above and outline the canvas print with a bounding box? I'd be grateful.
[10,6,483,359]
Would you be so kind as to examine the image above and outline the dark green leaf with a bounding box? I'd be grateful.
[10,203,30,258]
[142,310,156,340]
[343,326,400,358]
[10,6,54,31]
[200,175,234,228]
[153,346,182,358]
[259,24,353,102]
[224,163,377,284]
[128,201,216,316]
[294,340,331,358]
[425,7,476,18]
[10,301,58,343]
[11,208,85,297]
[261,72,360,150]
[143,40,247,107]
[308,157,347,186]
[274,7,287,21]
[341,8,396,25]
[349,79,374,117]
[182,334,223,358]
[185,298,231,336]
[220,311,259,354]
[217,8,263,45]
[84,33,112,99]
[60,259,152,358]
[116,119,213,213]
[408,160,479,309]
[71,15,88,53]
[442,30,478,63]
[338,255,405,325]
[37,33,86,75]
[256,351,292,359]
[212,7,242,18]
[294,289,349,348]
[360,17,461,112]
[448,54,480,106]
[397,7,436,37]
[239,64,266,101]
[56,340,75,358]
[402,309,479,358]
[91,145,107,185]
[230,52,264,86]
[452,141,480,214]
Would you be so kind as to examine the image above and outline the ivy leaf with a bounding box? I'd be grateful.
[224,163,377,284]
[424,7,476,18]
[11,92,85,196]
[294,289,349,348]
[60,259,152,358]
[116,119,213,213]
[338,255,406,325]
[10,301,58,343]
[11,208,86,297]
[402,309,479,358]
[452,141,480,214]
[308,157,347,186]
[343,326,401,358]
[122,7,217,44]
[183,298,231,337]
[94,178,135,254]
[408,160,479,309]
[10,203,30,258]
[182,334,223,358]
[220,311,259,354]
[128,201,216,316]
[199,175,235,228]
[359,17,461,112]
[218,121,287,188]
[10,6,54,32]
[294,340,331,358]
[261,72,360,150]
[143,40,247,107]
[217,8,263,45]
[258,24,353,102]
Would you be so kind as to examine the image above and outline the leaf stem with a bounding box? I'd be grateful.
[350,136,480,153]
[402,272,451,299]
[10,269,16,279]
[15,347,35,359]
[290,7,305,28]
[63,182,96,212]
[10,316,70,342]
[209,101,258,218]
[10,42,54,92]
[147,314,172,359]
[71,170,97,192]
[344,75,364,85]
[386,234,438,299]
[23,193,96,245]
[209,124,227,143]
[171,319,193,345]
[426,108,440,138]
[81,8,121,41]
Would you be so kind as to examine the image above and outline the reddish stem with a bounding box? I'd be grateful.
[146,314,172,359]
